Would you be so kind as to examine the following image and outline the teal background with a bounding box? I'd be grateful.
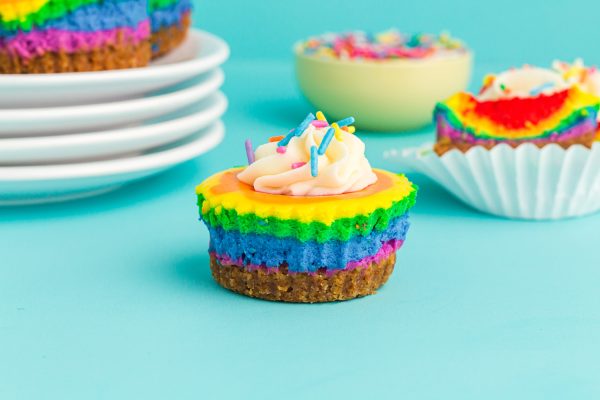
[2,1,600,399]
[198,0,600,67]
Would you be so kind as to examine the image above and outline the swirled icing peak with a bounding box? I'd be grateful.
[237,112,378,196]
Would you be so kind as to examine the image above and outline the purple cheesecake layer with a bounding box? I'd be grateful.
[436,112,598,146]
[212,239,404,277]
[0,20,150,58]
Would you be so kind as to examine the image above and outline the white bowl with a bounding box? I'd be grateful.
[0,121,225,205]
[0,92,227,164]
[0,30,229,108]
[0,69,225,137]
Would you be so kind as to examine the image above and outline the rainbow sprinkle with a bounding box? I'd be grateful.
[331,123,342,140]
[245,139,254,164]
[278,130,296,147]
[291,162,306,169]
[479,74,496,94]
[318,127,335,155]
[277,146,287,154]
[530,82,556,96]
[297,113,316,132]
[279,113,315,146]
[298,30,466,61]
[310,146,318,177]
[335,117,355,127]
[311,120,328,128]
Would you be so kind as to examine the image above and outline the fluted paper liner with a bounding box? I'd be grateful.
[386,142,600,220]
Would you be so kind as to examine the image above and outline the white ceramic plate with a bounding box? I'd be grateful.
[0,30,229,108]
[0,92,227,164]
[0,69,224,136]
[0,121,224,205]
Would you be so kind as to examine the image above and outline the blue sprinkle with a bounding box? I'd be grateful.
[335,116,355,127]
[278,113,316,146]
[530,81,555,96]
[278,130,296,146]
[318,127,335,155]
[295,113,316,136]
[310,145,318,177]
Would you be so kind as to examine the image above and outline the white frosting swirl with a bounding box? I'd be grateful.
[579,72,600,96]
[237,124,377,196]
[478,66,569,101]
[553,59,600,97]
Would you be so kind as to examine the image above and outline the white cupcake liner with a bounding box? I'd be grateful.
[384,142,600,220]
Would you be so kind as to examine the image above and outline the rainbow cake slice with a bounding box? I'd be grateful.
[196,112,417,303]
[149,0,190,58]
[434,86,600,155]
[0,0,151,73]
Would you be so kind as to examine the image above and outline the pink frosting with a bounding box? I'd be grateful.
[212,239,404,277]
[0,20,150,58]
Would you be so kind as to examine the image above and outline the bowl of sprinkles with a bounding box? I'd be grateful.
[295,30,472,132]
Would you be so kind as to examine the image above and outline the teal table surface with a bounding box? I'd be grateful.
[1,61,600,400]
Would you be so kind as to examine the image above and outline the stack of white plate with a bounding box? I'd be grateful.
[0,29,229,205]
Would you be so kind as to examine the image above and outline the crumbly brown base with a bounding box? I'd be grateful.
[433,130,597,156]
[209,253,396,303]
[0,37,151,74]
[151,12,191,59]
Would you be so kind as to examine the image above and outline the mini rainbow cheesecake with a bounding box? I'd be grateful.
[0,0,151,73]
[196,112,417,303]
[434,66,600,155]
[149,0,191,58]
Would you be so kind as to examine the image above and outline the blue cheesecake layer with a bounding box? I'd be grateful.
[207,213,411,273]
[150,0,191,32]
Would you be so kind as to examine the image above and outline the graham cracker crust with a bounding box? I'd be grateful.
[434,130,597,156]
[0,37,151,74]
[209,253,396,303]
[151,12,191,59]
